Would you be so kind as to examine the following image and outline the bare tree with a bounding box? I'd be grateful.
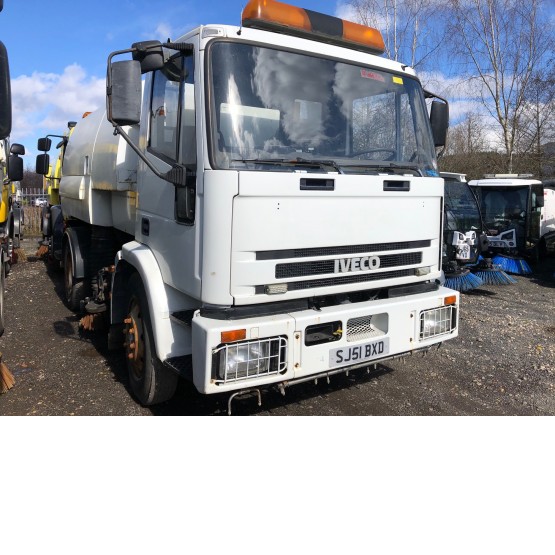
[445,111,489,156]
[346,0,447,69]
[515,70,555,177]
[447,0,553,172]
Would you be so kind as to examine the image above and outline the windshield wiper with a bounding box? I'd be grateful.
[293,157,343,173]
[341,161,421,173]
[230,157,343,173]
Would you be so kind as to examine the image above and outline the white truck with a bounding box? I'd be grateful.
[470,174,555,260]
[36,0,459,408]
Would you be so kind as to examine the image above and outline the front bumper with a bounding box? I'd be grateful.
[191,286,459,394]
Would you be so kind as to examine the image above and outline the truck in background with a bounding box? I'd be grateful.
[0,1,25,337]
[36,0,459,410]
[36,122,76,260]
[441,172,516,290]
[470,175,555,263]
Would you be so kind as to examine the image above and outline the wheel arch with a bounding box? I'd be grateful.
[63,226,88,279]
[112,241,193,361]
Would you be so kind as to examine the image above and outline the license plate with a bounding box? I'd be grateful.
[329,338,390,368]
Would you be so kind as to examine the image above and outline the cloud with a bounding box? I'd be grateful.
[335,2,358,22]
[10,64,105,155]
[419,70,505,149]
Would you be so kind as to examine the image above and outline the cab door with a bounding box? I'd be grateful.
[528,185,543,245]
[137,36,201,299]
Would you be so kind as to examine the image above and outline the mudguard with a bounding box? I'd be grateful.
[63,226,88,279]
[10,205,23,248]
[112,241,193,361]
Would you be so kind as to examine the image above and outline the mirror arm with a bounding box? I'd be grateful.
[424,89,448,105]
[112,124,191,187]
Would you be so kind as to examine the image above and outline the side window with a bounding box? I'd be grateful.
[179,54,196,166]
[176,53,196,224]
[149,59,181,161]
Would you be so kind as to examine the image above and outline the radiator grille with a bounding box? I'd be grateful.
[276,252,422,279]
[256,268,415,293]
[257,240,431,260]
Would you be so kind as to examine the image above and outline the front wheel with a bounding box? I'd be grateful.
[124,274,178,405]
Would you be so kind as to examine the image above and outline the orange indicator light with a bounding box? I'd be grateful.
[221,329,247,343]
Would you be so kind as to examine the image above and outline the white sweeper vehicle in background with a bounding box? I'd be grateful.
[36,0,459,410]
[470,174,555,274]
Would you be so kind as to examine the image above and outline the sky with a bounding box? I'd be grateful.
[1,0,553,162]
[0,0,354,161]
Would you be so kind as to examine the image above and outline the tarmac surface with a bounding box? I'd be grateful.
[1,236,555,416]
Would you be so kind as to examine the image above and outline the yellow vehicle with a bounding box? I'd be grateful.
[1,36,24,338]
[36,122,76,259]
[40,122,76,206]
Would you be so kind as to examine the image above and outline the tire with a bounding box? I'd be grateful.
[0,265,5,337]
[124,274,178,405]
[41,206,52,237]
[63,244,86,311]
[4,235,13,276]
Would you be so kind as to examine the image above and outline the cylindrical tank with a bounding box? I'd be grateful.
[60,110,138,231]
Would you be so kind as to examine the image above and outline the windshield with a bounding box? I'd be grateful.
[209,41,438,174]
[476,187,529,234]
[444,181,482,232]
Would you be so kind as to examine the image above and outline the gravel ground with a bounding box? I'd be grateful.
[1,236,555,416]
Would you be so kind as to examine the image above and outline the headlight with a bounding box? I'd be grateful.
[219,341,270,379]
[214,337,288,384]
[419,306,456,340]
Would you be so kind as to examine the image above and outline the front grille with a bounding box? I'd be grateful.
[276,268,416,292]
[257,240,431,260]
[347,316,377,342]
[276,252,422,279]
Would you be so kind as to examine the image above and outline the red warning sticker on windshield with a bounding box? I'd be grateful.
[360,69,385,82]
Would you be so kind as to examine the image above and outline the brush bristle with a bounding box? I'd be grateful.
[444,271,484,292]
[492,254,532,275]
[473,268,517,285]
[0,362,15,393]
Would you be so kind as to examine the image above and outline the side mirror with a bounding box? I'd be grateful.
[0,41,11,139]
[8,153,23,182]
[430,101,449,148]
[36,153,51,175]
[10,142,25,155]
[37,137,52,152]
[107,60,142,126]
[132,41,164,73]
[536,193,545,208]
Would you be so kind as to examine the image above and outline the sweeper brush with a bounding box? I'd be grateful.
[473,266,517,286]
[36,242,49,257]
[492,254,532,275]
[444,267,484,292]
[79,313,106,332]
[0,352,15,394]
[471,258,517,286]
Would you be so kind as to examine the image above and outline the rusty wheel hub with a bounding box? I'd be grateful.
[124,306,144,379]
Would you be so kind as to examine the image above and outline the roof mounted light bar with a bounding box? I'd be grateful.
[241,0,385,55]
